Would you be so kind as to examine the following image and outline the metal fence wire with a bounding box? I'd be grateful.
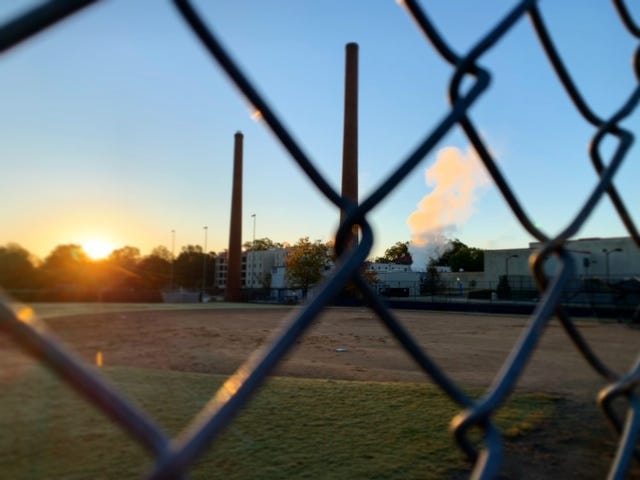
[1,0,640,478]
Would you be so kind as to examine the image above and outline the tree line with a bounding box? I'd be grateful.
[0,237,483,301]
[373,239,484,272]
[0,243,216,301]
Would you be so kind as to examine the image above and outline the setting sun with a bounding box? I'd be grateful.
[82,240,113,260]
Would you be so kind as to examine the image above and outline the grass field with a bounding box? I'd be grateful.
[1,303,638,478]
[0,364,556,479]
[29,301,277,319]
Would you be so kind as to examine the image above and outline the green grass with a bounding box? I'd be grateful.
[30,302,284,320]
[0,366,556,479]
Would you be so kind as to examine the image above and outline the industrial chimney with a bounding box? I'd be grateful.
[226,131,243,302]
[340,42,359,248]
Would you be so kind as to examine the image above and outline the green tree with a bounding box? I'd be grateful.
[285,237,331,298]
[174,245,216,290]
[423,265,442,295]
[374,241,412,264]
[137,247,172,290]
[496,275,512,300]
[175,245,203,289]
[431,239,483,272]
[0,243,38,289]
[150,245,172,262]
[243,237,283,251]
[40,244,91,287]
[105,246,142,288]
[108,246,141,266]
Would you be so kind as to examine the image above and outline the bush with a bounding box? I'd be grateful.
[496,275,512,300]
[467,289,493,300]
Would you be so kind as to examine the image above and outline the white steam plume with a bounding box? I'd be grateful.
[407,146,490,271]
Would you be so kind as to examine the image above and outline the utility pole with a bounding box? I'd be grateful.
[202,226,208,301]
[602,248,622,282]
[170,229,175,291]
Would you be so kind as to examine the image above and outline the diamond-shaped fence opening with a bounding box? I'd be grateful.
[1,1,639,478]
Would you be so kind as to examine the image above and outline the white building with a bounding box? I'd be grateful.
[216,244,339,303]
[366,262,421,297]
[215,248,287,291]
[367,262,412,273]
[484,236,640,283]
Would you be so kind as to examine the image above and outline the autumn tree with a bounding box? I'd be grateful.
[285,237,331,298]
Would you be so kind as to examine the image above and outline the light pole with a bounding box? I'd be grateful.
[251,213,256,248]
[170,229,175,291]
[202,226,208,301]
[505,254,518,286]
[583,257,596,278]
[602,248,622,282]
[250,213,256,290]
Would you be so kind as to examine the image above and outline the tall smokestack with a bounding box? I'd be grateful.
[340,42,359,247]
[226,131,243,302]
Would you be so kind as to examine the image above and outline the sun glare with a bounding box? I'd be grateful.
[83,240,113,260]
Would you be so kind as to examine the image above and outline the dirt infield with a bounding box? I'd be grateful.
[2,305,639,478]
[17,306,637,400]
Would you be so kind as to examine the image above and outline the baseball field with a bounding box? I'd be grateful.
[0,303,638,478]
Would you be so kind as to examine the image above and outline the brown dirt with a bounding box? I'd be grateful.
[2,306,639,478]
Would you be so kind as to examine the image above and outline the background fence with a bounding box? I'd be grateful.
[1,0,640,478]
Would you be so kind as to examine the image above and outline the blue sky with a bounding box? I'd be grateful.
[1,1,638,263]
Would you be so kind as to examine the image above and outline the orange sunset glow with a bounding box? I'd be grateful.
[82,240,114,260]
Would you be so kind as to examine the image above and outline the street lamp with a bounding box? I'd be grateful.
[602,248,622,282]
[251,213,256,248]
[250,213,256,290]
[505,254,518,285]
[582,257,596,278]
[170,229,175,291]
[505,254,518,277]
[202,226,208,301]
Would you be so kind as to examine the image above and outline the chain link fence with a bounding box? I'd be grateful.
[1,0,640,478]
